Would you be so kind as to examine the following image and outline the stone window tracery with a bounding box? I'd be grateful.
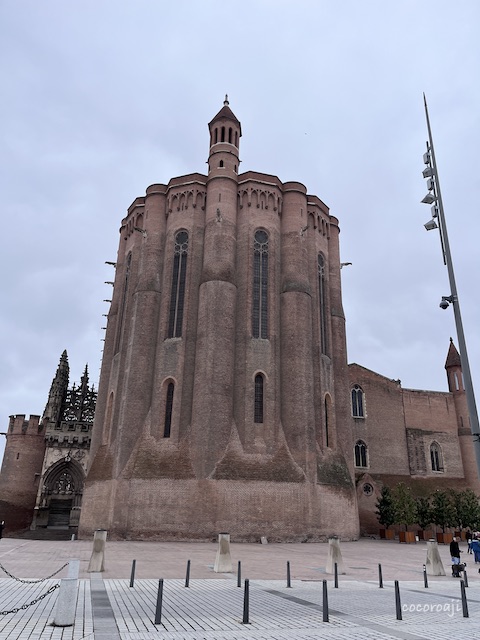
[252,230,269,339]
[354,440,368,468]
[352,385,365,418]
[318,254,328,355]
[168,231,188,338]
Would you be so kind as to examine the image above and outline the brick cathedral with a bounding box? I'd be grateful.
[1,100,478,539]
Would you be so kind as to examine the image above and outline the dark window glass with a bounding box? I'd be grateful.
[430,443,443,471]
[252,230,269,339]
[168,231,188,338]
[318,255,328,355]
[354,440,367,467]
[254,374,264,423]
[352,385,364,418]
[115,252,132,353]
[164,383,174,438]
[324,397,329,447]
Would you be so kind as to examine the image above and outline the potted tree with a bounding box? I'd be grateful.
[457,488,480,540]
[432,489,454,544]
[376,485,396,540]
[415,495,433,541]
[392,483,417,543]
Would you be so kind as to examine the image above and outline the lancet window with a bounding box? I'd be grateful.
[167,231,188,338]
[252,230,269,339]
[318,254,328,355]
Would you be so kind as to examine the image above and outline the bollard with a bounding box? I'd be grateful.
[334,562,338,588]
[154,579,164,625]
[326,537,345,575]
[394,580,402,620]
[425,539,445,576]
[214,533,232,573]
[185,560,191,588]
[67,559,80,579]
[322,580,329,622]
[53,577,78,626]
[237,561,241,587]
[378,563,383,588]
[87,529,107,573]
[423,564,428,588]
[242,579,250,624]
[463,567,468,588]
[460,580,469,618]
[70,534,75,541]
[287,561,291,588]
[129,559,136,588]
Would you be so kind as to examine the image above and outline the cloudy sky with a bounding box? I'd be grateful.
[1,1,479,463]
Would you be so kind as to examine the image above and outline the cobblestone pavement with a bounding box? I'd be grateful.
[0,538,479,639]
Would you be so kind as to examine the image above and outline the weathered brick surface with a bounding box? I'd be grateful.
[79,100,359,540]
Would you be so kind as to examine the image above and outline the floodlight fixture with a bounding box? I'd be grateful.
[422,167,434,178]
[421,192,436,204]
[424,219,438,231]
[423,151,431,164]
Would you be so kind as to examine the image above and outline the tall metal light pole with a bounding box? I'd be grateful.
[421,94,480,481]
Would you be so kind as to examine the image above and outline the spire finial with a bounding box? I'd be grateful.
[224,94,229,106]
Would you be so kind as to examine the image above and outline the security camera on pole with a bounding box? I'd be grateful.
[421,94,480,482]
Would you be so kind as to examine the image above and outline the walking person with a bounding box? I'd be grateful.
[450,536,462,577]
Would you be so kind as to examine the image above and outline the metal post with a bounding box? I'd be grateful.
[334,562,338,588]
[463,567,469,588]
[242,579,250,624]
[423,96,480,480]
[237,560,241,587]
[322,579,329,622]
[460,580,469,618]
[423,564,428,588]
[154,579,164,625]
[378,563,383,588]
[394,580,402,620]
[129,559,136,588]
[287,561,291,588]
[185,560,190,588]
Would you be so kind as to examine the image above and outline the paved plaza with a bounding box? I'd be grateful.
[0,536,479,639]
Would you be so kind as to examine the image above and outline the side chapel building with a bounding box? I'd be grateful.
[0,100,478,539]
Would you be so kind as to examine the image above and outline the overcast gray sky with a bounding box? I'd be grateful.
[1,1,479,464]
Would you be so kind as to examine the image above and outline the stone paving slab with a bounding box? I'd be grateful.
[0,538,479,638]
[2,577,480,639]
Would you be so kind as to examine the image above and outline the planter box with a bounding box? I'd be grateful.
[385,529,395,540]
[399,531,416,544]
[436,532,454,544]
[417,530,434,541]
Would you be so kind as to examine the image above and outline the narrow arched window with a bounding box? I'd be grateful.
[430,442,444,471]
[254,374,264,423]
[115,252,132,353]
[235,131,238,146]
[164,382,174,438]
[351,385,364,418]
[221,126,225,142]
[354,440,368,467]
[252,230,269,339]
[324,397,329,448]
[167,231,188,338]
[219,160,224,168]
[318,254,328,355]
[214,128,218,144]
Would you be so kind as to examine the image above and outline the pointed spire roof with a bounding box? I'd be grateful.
[208,95,242,133]
[445,337,462,369]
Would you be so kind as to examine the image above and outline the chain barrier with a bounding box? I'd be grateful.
[0,583,60,616]
[0,561,69,583]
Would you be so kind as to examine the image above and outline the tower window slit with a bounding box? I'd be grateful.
[164,383,174,438]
